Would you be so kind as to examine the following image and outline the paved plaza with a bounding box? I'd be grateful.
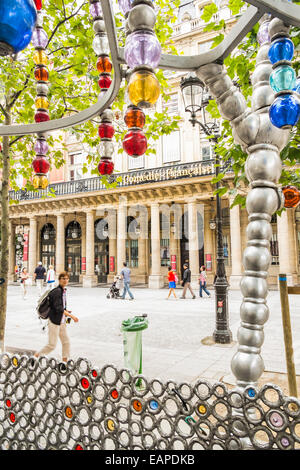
[4,284,300,390]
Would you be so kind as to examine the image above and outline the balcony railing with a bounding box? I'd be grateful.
[9,159,223,202]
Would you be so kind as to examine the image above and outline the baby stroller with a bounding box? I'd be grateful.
[106,275,123,299]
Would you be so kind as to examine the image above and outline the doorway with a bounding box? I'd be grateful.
[65,221,82,283]
[180,211,204,277]
[94,219,109,283]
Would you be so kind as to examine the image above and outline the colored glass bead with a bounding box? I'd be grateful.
[107,419,115,431]
[98,74,112,89]
[98,159,114,175]
[293,77,300,94]
[268,37,294,64]
[269,411,284,427]
[35,96,49,109]
[34,139,48,155]
[32,157,50,174]
[96,56,112,73]
[33,50,48,66]
[81,378,90,389]
[282,186,300,208]
[125,31,161,69]
[111,389,119,399]
[98,123,115,139]
[132,400,142,412]
[118,0,132,15]
[34,67,49,82]
[149,400,159,411]
[34,110,49,122]
[123,129,147,157]
[257,21,270,45]
[270,65,296,93]
[247,388,256,398]
[32,27,48,49]
[93,34,109,56]
[99,140,114,157]
[33,175,48,189]
[269,94,300,129]
[124,105,145,129]
[89,2,102,18]
[128,70,160,108]
[0,0,37,54]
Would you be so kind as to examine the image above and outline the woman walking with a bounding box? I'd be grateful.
[46,265,56,290]
[20,267,29,300]
[199,265,211,298]
[166,266,177,299]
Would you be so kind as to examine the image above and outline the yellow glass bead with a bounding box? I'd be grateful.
[12,357,18,367]
[199,405,206,414]
[32,175,40,189]
[107,419,115,431]
[86,396,93,405]
[33,50,48,66]
[40,175,49,189]
[128,70,160,108]
[35,96,49,110]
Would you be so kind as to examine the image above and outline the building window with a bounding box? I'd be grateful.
[162,131,181,164]
[128,155,145,170]
[202,145,212,161]
[161,239,170,266]
[270,232,279,265]
[69,152,84,181]
[126,240,139,268]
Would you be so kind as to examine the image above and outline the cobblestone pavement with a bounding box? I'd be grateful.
[4,284,300,393]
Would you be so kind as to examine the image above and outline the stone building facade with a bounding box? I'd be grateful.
[4,1,300,288]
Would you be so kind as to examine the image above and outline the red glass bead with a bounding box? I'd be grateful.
[75,445,83,450]
[98,123,115,139]
[34,67,49,82]
[81,378,90,390]
[6,399,11,408]
[91,370,98,378]
[34,0,42,10]
[32,157,50,174]
[98,74,112,89]
[282,185,300,208]
[9,413,15,423]
[97,56,112,74]
[122,129,147,157]
[98,160,114,175]
[35,111,50,123]
[124,106,145,129]
[111,389,119,400]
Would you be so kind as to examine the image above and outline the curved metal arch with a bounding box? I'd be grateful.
[0,0,122,137]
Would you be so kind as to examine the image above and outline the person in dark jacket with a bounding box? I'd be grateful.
[34,271,78,362]
[180,264,196,299]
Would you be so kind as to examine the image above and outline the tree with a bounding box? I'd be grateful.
[0,0,181,351]
[200,0,300,208]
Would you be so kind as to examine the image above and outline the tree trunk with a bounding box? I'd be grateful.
[0,112,11,352]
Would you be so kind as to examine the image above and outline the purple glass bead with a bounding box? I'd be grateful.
[118,0,132,16]
[125,31,161,69]
[89,2,102,18]
[34,139,49,155]
[257,22,270,45]
[32,27,48,49]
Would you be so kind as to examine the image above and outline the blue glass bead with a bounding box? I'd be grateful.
[293,77,300,94]
[270,65,296,93]
[269,94,300,129]
[268,38,294,64]
[149,400,159,411]
[0,0,37,54]
[247,388,256,398]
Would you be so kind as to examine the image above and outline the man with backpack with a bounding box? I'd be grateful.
[34,271,78,362]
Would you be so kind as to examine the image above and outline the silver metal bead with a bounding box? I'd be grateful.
[251,85,274,111]
[240,301,269,325]
[246,187,279,216]
[240,276,268,300]
[268,17,290,40]
[251,63,273,87]
[245,148,282,183]
[217,90,248,122]
[100,109,114,122]
[36,83,49,96]
[231,352,264,383]
[243,246,271,272]
[128,4,156,32]
[246,220,272,241]
[237,327,264,349]
[93,20,106,34]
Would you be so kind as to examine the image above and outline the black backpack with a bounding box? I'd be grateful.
[37,290,51,320]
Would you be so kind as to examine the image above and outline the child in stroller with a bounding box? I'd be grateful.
[107,275,123,299]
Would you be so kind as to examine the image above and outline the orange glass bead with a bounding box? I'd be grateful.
[132,400,142,412]
[124,105,145,129]
[97,56,112,74]
[34,67,49,82]
[33,50,48,66]
[282,185,300,208]
[65,406,73,419]
[111,389,119,400]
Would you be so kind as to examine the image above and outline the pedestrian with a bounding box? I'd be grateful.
[199,265,211,298]
[166,266,177,299]
[34,271,78,363]
[120,262,134,300]
[20,267,29,300]
[34,261,46,297]
[46,265,56,291]
[180,263,196,299]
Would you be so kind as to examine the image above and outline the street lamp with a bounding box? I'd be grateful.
[180,73,232,344]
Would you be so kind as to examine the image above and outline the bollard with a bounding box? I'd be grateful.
[278,274,298,398]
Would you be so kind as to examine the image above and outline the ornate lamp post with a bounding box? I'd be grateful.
[180,74,232,344]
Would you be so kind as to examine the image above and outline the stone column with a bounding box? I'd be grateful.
[277,209,298,286]
[107,209,117,283]
[204,205,214,284]
[28,216,37,278]
[188,200,200,287]
[83,210,97,287]
[8,221,15,283]
[229,197,243,289]
[117,201,127,274]
[56,214,65,275]
[149,203,163,288]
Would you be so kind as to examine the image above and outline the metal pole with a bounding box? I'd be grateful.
[278,273,298,398]
[213,150,232,344]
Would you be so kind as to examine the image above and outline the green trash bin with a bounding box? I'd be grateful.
[121,315,148,379]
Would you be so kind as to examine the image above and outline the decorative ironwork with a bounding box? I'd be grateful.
[0,353,299,450]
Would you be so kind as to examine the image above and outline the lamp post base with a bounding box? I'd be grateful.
[214,278,232,344]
